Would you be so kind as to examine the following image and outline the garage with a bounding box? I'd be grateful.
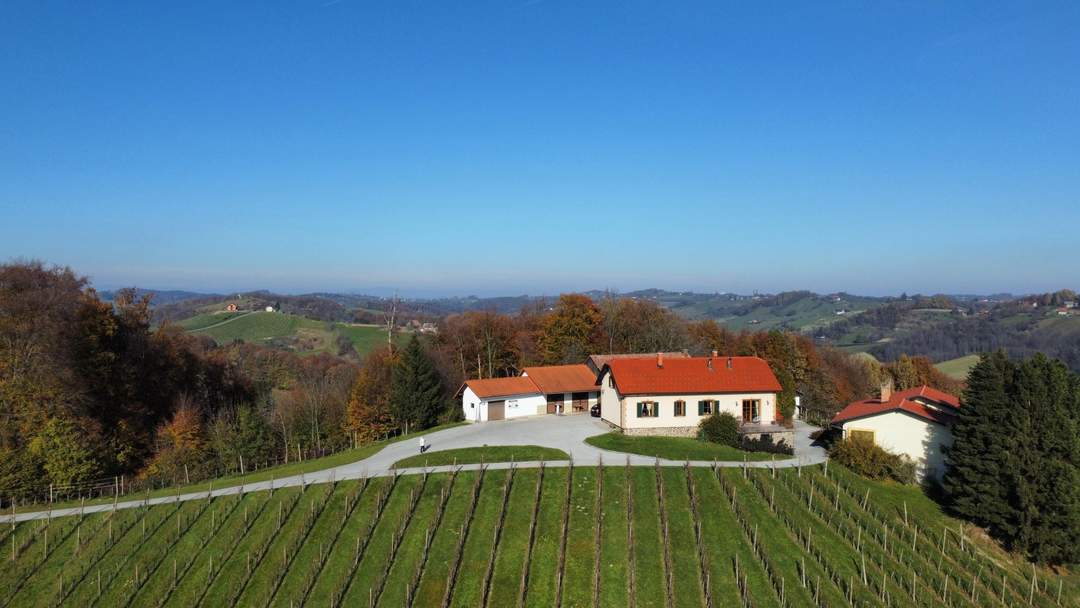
[488,400,505,421]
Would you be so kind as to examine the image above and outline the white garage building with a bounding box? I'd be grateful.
[458,376,546,422]
[458,363,601,422]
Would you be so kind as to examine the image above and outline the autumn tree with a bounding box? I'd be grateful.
[537,294,604,364]
[141,397,208,484]
[345,346,398,443]
[28,416,102,487]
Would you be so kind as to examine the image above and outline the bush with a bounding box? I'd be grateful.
[699,412,740,447]
[829,436,916,484]
[741,434,794,455]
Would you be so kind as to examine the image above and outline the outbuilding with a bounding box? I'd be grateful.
[831,382,960,480]
[458,376,545,422]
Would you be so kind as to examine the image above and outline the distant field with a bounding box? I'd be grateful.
[5,463,1076,607]
[176,311,248,331]
[187,311,322,342]
[935,354,981,380]
[178,311,409,358]
[334,323,409,354]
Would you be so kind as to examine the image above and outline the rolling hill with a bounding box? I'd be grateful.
[3,462,1075,607]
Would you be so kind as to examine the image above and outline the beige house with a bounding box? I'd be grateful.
[831,382,960,480]
[597,353,789,444]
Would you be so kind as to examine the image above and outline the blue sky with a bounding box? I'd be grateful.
[1,1,1078,296]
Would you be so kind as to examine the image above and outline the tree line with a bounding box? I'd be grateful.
[944,351,1080,565]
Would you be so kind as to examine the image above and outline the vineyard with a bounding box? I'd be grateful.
[2,462,1076,608]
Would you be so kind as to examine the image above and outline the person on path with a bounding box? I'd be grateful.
[419,436,425,454]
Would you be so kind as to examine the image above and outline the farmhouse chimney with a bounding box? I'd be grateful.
[711,350,718,358]
[707,356,713,370]
[726,357,733,369]
[656,352,664,368]
[879,378,894,402]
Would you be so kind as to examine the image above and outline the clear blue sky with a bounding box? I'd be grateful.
[2,1,1077,297]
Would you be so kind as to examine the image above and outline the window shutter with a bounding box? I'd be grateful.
[637,402,644,418]
[698,400,705,415]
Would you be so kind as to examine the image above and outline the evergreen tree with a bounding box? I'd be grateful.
[390,335,446,430]
[944,351,1018,538]
[1015,355,1080,564]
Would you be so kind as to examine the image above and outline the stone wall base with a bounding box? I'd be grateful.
[741,430,795,446]
[622,426,699,438]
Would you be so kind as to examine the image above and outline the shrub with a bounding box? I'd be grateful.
[699,412,740,447]
[741,434,794,455]
[829,436,916,484]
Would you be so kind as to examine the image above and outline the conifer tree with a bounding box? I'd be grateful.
[390,335,446,430]
[944,351,1017,537]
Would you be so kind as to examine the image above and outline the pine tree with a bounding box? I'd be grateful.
[1016,355,1080,564]
[944,351,1018,538]
[390,335,446,430]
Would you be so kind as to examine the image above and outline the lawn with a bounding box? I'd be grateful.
[392,445,570,468]
[585,432,776,461]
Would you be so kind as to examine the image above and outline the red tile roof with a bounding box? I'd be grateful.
[460,376,539,399]
[522,364,598,394]
[586,352,689,371]
[831,386,960,426]
[603,356,782,396]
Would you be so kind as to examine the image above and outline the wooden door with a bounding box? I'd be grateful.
[488,400,505,421]
[572,392,589,413]
[547,394,563,415]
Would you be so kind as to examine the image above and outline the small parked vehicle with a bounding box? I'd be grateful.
[590,403,601,417]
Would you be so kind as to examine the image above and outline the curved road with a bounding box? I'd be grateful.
[4,415,826,523]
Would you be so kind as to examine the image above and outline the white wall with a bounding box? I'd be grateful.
[618,391,777,430]
[599,370,622,426]
[597,371,776,431]
[461,386,546,422]
[840,411,954,480]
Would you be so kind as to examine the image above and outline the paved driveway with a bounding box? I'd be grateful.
[4,414,825,523]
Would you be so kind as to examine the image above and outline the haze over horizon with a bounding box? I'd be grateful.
[3,2,1078,296]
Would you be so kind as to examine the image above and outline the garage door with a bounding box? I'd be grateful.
[488,400,505,421]
[546,394,563,415]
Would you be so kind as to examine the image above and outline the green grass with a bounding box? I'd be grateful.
[392,445,570,468]
[333,323,410,354]
[8,464,1080,608]
[585,432,776,461]
[935,354,981,380]
[175,311,248,330]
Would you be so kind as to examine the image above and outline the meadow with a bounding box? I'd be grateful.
[178,311,407,357]
[3,462,1076,608]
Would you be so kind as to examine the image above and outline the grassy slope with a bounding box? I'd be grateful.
[935,354,981,380]
[8,465,1079,608]
[392,445,569,468]
[16,422,465,515]
[586,432,775,461]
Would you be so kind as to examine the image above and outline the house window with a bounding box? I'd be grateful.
[608,375,614,388]
[850,429,875,444]
[674,400,686,417]
[698,400,715,416]
[741,399,760,423]
[637,401,659,418]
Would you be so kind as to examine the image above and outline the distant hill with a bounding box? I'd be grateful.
[99,288,215,306]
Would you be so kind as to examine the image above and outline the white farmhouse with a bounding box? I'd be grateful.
[597,353,791,445]
[831,382,960,480]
